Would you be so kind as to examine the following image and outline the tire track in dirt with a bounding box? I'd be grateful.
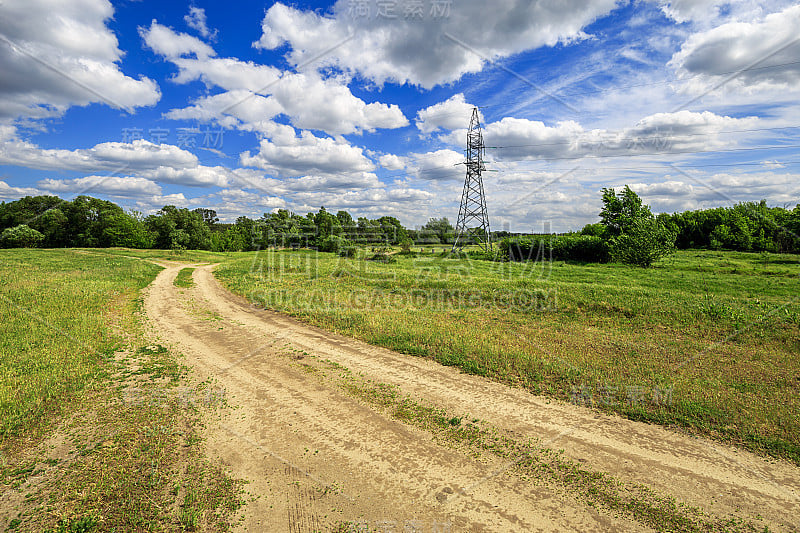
[144,263,800,531]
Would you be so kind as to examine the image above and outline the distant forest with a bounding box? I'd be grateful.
[1,194,799,255]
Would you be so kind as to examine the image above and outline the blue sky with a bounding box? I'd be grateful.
[1,0,799,231]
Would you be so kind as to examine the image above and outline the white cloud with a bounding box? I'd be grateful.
[290,186,434,211]
[142,21,407,135]
[653,0,796,25]
[404,149,464,181]
[627,172,800,209]
[670,5,800,93]
[139,20,215,59]
[0,0,160,122]
[655,0,725,23]
[184,7,218,40]
[284,173,382,192]
[239,123,375,178]
[0,180,41,200]
[415,94,478,134]
[132,193,193,213]
[253,0,620,88]
[38,175,162,197]
[446,110,758,162]
[170,57,280,92]
[0,136,198,173]
[379,154,405,170]
[139,165,231,187]
[0,132,233,189]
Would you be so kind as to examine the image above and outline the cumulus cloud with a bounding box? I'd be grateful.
[142,21,407,135]
[0,0,160,122]
[626,172,800,211]
[652,0,796,25]
[445,110,758,161]
[654,0,726,23]
[253,0,619,89]
[0,131,235,189]
[403,149,464,181]
[239,123,375,178]
[0,180,41,200]
[289,186,434,211]
[670,5,800,93]
[379,154,405,170]
[184,7,218,40]
[0,136,198,173]
[139,165,231,187]
[139,20,215,59]
[415,94,479,134]
[38,175,162,197]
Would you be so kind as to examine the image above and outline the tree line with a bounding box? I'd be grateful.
[0,195,418,252]
[500,186,800,266]
[1,193,798,258]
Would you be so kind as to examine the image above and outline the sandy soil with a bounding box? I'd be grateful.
[143,263,800,532]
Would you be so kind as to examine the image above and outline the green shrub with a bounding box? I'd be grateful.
[499,234,610,263]
[369,252,397,263]
[338,245,358,258]
[319,234,355,255]
[0,224,44,248]
[610,218,676,267]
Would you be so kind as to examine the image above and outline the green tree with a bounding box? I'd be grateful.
[580,222,606,238]
[378,216,406,244]
[421,217,454,244]
[599,186,676,266]
[37,208,69,247]
[192,208,219,227]
[600,186,652,236]
[102,212,153,248]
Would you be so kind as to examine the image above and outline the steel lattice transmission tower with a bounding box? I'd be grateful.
[452,107,491,252]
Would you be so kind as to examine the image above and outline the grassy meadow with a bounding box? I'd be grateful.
[215,248,800,463]
[0,249,160,442]
[0,249,242,531]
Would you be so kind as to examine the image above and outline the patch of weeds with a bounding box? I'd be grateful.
[13,383,246,532]
[368,253,396,264]
[173,268,195,288]
[131,344,186,382]
[43,515,99,533]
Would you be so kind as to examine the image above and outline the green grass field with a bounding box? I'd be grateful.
[215,248,800,463]
[0,249,161,442]
[0,249,242,531]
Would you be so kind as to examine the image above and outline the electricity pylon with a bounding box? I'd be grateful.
[452,107,491,252]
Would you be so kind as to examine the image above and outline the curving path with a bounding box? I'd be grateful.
[143,263,800,532]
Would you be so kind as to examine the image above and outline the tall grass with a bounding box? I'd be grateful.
[215,249,800,463]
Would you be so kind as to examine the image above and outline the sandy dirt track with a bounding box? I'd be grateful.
[143,263,800,532]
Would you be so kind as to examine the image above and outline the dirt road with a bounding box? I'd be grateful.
[144,263,800,532]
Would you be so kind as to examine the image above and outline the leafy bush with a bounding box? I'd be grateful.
[610,218,676,267]
[0,224,44,248]
[369,252,397,263]
[319,234,355,255]
[338,245,358,257]
[499,234,610,263]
